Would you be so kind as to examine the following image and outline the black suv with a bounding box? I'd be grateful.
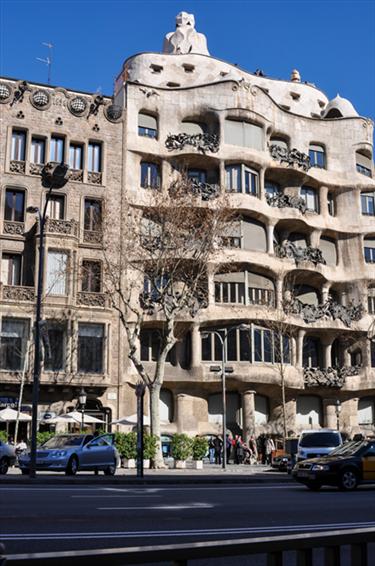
[292,440,375,491]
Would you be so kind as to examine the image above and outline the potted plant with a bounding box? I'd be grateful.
[171,433,193,469]
[192,436,208,469]
[143,434,158,468]
[116,432,137,468]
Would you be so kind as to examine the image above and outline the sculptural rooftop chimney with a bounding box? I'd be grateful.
[162,12,210,55]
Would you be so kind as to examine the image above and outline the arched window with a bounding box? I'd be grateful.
[300,186,319,213]
[296,396,322,427]
[364,237,375,264]
[358,398,374,426]
[303,337,321,367]
[214,271,274,306]
[254,395,269,425]
[265,181,280,198]
[181,121,206,135]
[368,287,375,314]
[361,191,375,216]
[225,119,263,150]
[160,389,174,423]
[225,164,259,196]
[138,112,158,138]
[140,162,161,189]
[309,144,326,168]
[356,151,372,178]
[241,218,267,251]
[320,236,337,266]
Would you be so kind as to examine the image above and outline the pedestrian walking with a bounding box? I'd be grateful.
[208,437,215,464]
[213,436,223,465]
[265,435,275,465]
[235,435,244,464]
[226,434,233,464]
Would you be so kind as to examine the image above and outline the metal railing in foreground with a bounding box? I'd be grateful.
[1,527,374,566]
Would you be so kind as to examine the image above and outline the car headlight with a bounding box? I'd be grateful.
[311,464,330,471]
[50,450,67,458]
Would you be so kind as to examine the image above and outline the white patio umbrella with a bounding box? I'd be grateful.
[0,407,31,422]
[61,411,105,424]
[41,414,77,424]
[111,413,168,426]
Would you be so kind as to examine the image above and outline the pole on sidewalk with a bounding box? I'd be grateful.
[136,382,146,478]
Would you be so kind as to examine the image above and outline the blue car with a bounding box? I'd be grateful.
[19,433,119,475]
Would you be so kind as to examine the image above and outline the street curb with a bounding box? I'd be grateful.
[1,474,294,486]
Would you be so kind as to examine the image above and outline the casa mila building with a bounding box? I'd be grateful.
[0,12,374,440]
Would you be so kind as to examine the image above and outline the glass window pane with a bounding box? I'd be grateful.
[31,138,45,164]
[227,331,237,361]
[44,326,65,371]
[201,334,211,361]
[264,330,272,362]
[5,190,25,222]
[47,251,67,295]
[254,329,262,362]
[240,329,251,361]
[78,324,104,373]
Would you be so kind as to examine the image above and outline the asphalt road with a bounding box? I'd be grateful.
[1,482,375,560]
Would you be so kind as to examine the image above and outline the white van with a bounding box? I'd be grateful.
[297,429,342,462]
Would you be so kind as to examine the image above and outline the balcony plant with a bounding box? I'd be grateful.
[192,436,208,469]
[171,433,193,469]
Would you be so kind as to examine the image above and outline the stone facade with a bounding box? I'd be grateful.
[0,13,374,438]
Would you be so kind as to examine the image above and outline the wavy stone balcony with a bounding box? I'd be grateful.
[304,366,360,388]
[77,291,108,308]
[266,193,308,214]
[1,284,35,302]
[268,144,311,171]
[165,132,220,154]
[275,241,326,267]
[284,297,363,328]
[3,221,24,236]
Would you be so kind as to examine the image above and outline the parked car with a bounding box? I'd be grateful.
[292,439,375,491]
[18,433,119,475]
[297,429,342,462]
[0,440,16,474]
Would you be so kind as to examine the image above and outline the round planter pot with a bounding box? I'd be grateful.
[174,460,186,469]
[122,458,136,469]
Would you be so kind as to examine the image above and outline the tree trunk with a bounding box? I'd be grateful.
[281,367,287,451]
[149,381,165,468]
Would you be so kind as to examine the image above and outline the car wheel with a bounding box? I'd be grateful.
[339,469,358,491]
[306,481,322,491]
[104,461,116,476]
[0,457,9,475]
[66,456,79,476]
[21,469,29,475]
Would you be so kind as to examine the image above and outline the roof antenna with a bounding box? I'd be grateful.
[36,42,53,84]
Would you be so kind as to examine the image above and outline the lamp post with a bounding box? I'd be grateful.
[335,399,341,432]
[79,388,87,432]
[27,162,69,478]
[202,323,251,469]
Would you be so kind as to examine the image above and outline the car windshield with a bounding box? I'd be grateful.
[42,435,84,449]
[329,441,364,457]
[299,433,341,447]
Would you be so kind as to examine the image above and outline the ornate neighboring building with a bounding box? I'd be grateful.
[0,12,374,438]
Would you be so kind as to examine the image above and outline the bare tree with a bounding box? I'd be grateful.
[102,178,232,466]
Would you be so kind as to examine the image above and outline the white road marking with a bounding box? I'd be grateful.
[2,521,375,540]
[72,494,162,498]
[97,502,213,510]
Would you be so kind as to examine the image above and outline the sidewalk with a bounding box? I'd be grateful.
[1,464,294,485]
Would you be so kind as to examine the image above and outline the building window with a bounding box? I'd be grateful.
[361,192,375,216]
[82,260,101,293]
[46,250,68,295]
[31,137,45,164]
[368,290,375,314]
[11,130,26,161]
[265,182,280,198]
[4,189,25,222]
[0,318,29,371]
[50,136,65,162]
[225,164,258,196]
[188,169,207,184]
[1,254,21,286]
[46,194,65,220]
[140,329,161,361]
[248,287,274,306]
[69,143,83,170]
[44,323,66,371]
[224,119,263,150]
[372,343,375,368]
[84,199,102,231]
[78,323,104,373]
[215,281,245,304]
[327,192,335,216]
[201,325,290,364]
[88,142,102,172]
[138,113,158,138]
[309,144,326,168]
[356,151,372,177]
[214,272,274,306]
[303,337,321,367]
[300,186,319,212]
[140,162,161,189]
[364,239,375,263]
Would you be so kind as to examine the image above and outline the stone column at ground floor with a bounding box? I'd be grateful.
[242,390,256,444]
[323,398,340,430]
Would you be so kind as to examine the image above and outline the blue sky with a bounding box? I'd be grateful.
[1,1,374,118]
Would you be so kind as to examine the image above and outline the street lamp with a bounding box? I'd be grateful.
[27,162,70,478]
[202,323,251,469]
[335,399,341,432]
[79,388,87,432]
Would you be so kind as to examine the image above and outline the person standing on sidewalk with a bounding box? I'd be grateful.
[208,437,215,464]
[213,436,223,465]
[265,435,275,465]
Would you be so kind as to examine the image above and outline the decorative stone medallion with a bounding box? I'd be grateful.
[31,89,51,110]
[0,82,12,104]
[69,96,88,116]
[104,103,123,122]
